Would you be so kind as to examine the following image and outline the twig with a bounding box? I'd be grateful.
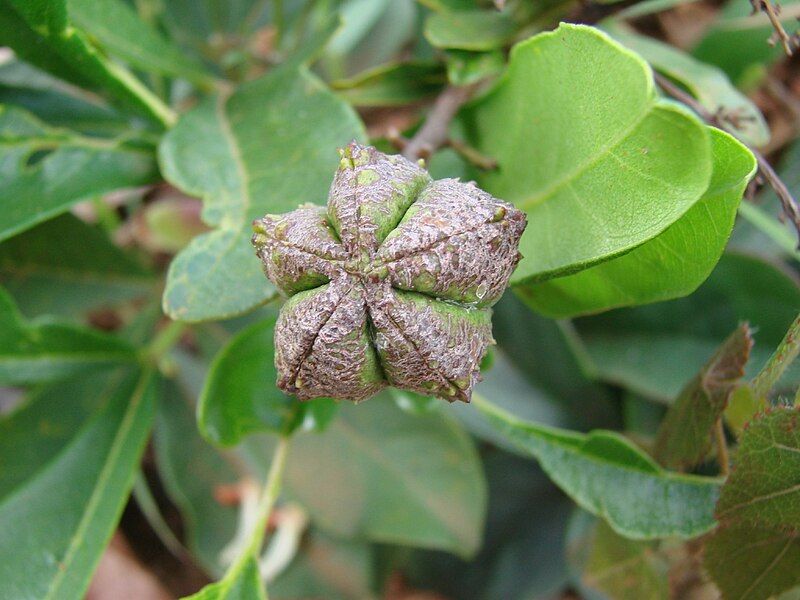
[654,72,800,247]
[751,313,800,404]
[402,83,480,161]
[750,0,796,55]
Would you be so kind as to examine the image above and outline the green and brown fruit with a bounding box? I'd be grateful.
[252,142,526,403]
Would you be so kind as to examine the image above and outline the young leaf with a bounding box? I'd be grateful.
[182,556,265,600]
[704,407,800,600]
[472,396,722,539]
[67,0,215,87]
[515,128,756,317]
[159,67,366,322]
[576,252,800,401]
[463,23,713,283]
[0,105,157,242]
[0,368,156,600]
[606,24,769,146]
[0,0,174,125]
[0,285,138,385]
[0,214,153,317]
[282,397,487,557]
[199,317,334,446]
[653,324,753,469]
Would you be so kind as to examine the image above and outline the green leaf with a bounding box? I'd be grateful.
[331,62,447,107]
[568,514,669,600]
[704,407,800,600]
[714,407,800,530]
[425,9,518,51]
[0,285,138,385]
[472,396,722,539]
[0,104,157,242]
[0,60,128,135]
[576,252,800,402]
[283,397,487,557]
[0,0,175,125]
[653,324,753,469]
[0,370,121,502]
[0,368,156,600]
[605,23,769,146]
[445,49,505,86]
[159,67,365,322]
[182,556,265,600]
[199,317,334,446]
[463,23,712,283]
[0,214,153,317]
[515,128,755,317]
[67,0,215,87]
[153,373,240,577]
[270,531,374,600]
[692,0,800,83]
[705,522,800,600]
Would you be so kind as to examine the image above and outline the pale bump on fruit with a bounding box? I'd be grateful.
[252,142,526,403]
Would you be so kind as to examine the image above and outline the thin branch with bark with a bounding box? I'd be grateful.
[654,72,800,247]
[750,0,797,55]
[402,83,480,161]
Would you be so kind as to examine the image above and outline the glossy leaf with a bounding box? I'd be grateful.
[0,286,138,385]
[283,397,487,557]
[0,214,153,317]
[473,396,722,539]
[425,9,518,51]
[67,0,214,87]
[0,368,156,600]
[0,105,157,242]
[159,67,365,321]
[653,324,752,469]
[199,318,335,446]
[577,252,800,401]
[0,0,174,125]
[607,24,769,145]
[464,23,712,283]
[516,128,755,317]
[705,408,800,600]
[331,62,447,107]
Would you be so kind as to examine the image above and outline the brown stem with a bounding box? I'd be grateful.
[402,83,480,161]
[751,0,795,55]
[654,72,800,248]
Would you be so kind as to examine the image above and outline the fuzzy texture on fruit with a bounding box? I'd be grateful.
[252,142,526,403]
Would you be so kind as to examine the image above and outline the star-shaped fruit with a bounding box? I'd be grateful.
[252,142,526,403]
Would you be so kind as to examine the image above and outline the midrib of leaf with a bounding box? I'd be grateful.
[716,483,800,519]
[739,537,798,600]
[334,417,474,549]
[43,367,154,600]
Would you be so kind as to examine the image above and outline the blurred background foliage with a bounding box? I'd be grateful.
[1,0,800,599]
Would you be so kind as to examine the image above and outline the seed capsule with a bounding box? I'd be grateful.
[252,142,527,403]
